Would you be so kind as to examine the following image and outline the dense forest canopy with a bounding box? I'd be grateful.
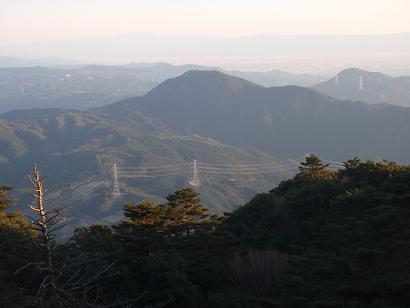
[1,155,410,307]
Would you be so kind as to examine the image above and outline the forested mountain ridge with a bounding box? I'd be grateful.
[111,70,410,163]
[0,63,317,114]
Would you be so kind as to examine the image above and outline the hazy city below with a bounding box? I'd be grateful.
[2,33,410,76]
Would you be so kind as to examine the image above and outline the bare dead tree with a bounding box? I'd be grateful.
[26,164,63,298]
[24,164,139,307]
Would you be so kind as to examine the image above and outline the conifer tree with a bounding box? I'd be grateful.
[122,200,166,232]
[298,154,335,180]
[0,185,39,305]
[166,188,210,237]
[0,184,12,211]
[344,156,361,170]
[117,200,167,255]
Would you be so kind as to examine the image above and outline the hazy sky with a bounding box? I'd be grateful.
[1,0,409,46]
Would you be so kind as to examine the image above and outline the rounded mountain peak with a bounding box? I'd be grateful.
[145,69,262,99]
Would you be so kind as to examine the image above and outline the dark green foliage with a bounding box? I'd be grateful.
[121,249,200,307]
[0,185,44,306]
[3,157,410,307]
[298,154,334,180]
[224,157,410,307]
[166,188,214,237]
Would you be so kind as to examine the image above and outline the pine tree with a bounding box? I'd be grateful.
[0,185,39,305]
[344,156,361,170]
[117,200,167,255]
[0,184,35,252]
[298,154,335,180]
[166,188,210,237]
[0,184,12,211]
[122,200,166,232]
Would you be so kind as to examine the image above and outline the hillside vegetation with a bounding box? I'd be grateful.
[1,155,410,307]
[0,107,287,234]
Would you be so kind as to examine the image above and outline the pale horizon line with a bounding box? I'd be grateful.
[2,31,410,49]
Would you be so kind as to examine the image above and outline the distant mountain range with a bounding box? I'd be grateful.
[3,58,410,115]
[312,68,410,107]
[0,62,318,114]
[0,65,157,112]
[2,70,410,231]
[114,70,410,163]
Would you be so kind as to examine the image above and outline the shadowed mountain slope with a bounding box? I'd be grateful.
[110,70,410,163]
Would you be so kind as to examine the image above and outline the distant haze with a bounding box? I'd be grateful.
[1,0,409,45]
[1,33,409,75]
[1,0,409,73]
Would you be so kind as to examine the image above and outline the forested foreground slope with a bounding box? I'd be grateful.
[1,155,410,307]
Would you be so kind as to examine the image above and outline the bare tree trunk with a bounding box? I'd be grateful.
[28,164,57,289]
[25,164,123,305]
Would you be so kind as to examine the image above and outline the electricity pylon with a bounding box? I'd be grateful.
[359,75,364,90]
[113,162,121,199]
[188,159,201,187]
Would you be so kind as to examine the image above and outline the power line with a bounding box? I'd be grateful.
[33,157,347,210]
[46,175,110,208]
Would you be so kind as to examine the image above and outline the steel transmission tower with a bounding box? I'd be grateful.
[113,162,121,199]
[189,159,201,187]
[359,76,364,90]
